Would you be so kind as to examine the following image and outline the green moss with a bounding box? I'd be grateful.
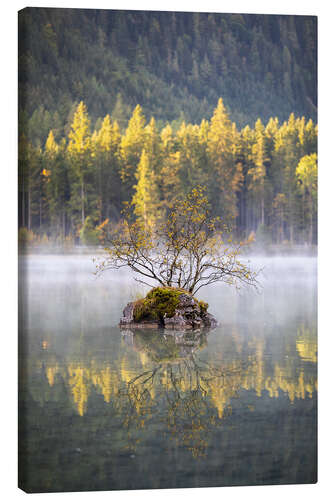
[198,300,208,314]
[133,287,189,323]
[132,287,209,324]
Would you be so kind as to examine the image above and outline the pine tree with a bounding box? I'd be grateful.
[238,124,255,235]
[144,117,162,175]
[19,135,48,236]
[67,101,92,229]
[132,149,160,230]
[247,119,268,228]
[176,121,209,194]
[18,134,30,229]
[44,131,68,238]
[272,193,287,244]
[159,124,182,210]
[207,98,243,223]
[120,105,146,203]
[281,114,302,243]
[91,114,122,223]
[296,153,317,244]
[112,93,130,131]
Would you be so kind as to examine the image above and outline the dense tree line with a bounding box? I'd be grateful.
[18,99,317,246]
[18,8,317,147]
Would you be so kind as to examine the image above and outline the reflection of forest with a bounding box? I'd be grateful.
[25,326,317,454]
[19,324,317,493]
[19,255,318,491]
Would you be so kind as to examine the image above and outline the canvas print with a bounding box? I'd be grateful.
[18,8,317,493]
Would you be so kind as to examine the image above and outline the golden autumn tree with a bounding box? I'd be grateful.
[247,119,268,227]
[98,186,258,294]
[159,124,183,209]
[207,98,243,223]
[120,104,146,201]
[44,130,68,237]
[67,101,92,227]
[132,149,161,230]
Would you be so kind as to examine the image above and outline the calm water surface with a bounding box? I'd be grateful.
[18,254,317,492]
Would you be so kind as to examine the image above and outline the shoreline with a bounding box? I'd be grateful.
[18,244,318,258]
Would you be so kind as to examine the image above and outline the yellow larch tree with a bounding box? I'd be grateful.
[207,98,243,223]
[132,149,161,230]
[120,104,146,201]
[67,101,92,227]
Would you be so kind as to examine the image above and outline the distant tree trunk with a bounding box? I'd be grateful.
[39,195,42,232]
[81,179,85,226]
[261,196,264,226]
[290,223,294,245]
[288,191,294,244]
[28,184,31,231]
[309,197,313,245]
[98,161,103,225]
[22,177,25,227]
[280,207,285,244]
[301,191,305,244]
[63,212,66,238]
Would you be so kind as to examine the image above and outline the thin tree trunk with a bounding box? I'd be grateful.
[302,192,305,245]
[99,161,103,225]
[63,211,66,238]
[40,195,42,232]
[22,177,25,227]
[288,194,294,245]
[290,223,294,245]
[28,184,31,231]
[81,179,85,225]
[309,197,313,245]
[261,195,264,226]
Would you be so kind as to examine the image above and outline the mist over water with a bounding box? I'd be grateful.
[18,253,317,492]
[21,253,317,331]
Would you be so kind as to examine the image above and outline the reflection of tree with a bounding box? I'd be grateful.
[263,323,317,401]
[118,330,252,457]
[296,324,317,363]
[68,365,91,416]
[162,354,243,457]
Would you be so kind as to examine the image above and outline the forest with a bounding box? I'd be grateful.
[18,99,317,247]
[18,8,317,248]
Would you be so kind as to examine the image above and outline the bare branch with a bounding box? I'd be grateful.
[98,187,259,295]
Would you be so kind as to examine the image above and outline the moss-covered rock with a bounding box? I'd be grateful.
[133,287,188,322]
[119,287,217,331]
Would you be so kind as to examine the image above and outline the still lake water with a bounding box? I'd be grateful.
[18,254,317,492]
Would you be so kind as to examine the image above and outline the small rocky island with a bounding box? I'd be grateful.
[99,188,257,332]
[119,287,218,331]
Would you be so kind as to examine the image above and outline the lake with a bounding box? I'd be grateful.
[18,254,317,492]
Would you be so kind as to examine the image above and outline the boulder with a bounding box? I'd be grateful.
[164,310,191,330]
[119,288,218,331]
[201,312,218,329]
[119,302,135,326]
[119,302,160,328]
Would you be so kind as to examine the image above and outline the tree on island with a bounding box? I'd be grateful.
[97,186,259,296]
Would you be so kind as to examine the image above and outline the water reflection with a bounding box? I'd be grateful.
[296,325,317,363]
[21,325,317,459]
[19,255,317,492]
[119,329,250,457]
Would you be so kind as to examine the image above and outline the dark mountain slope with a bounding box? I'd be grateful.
[18,8,317,145]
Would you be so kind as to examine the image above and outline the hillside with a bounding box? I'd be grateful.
[18,8,317,146]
